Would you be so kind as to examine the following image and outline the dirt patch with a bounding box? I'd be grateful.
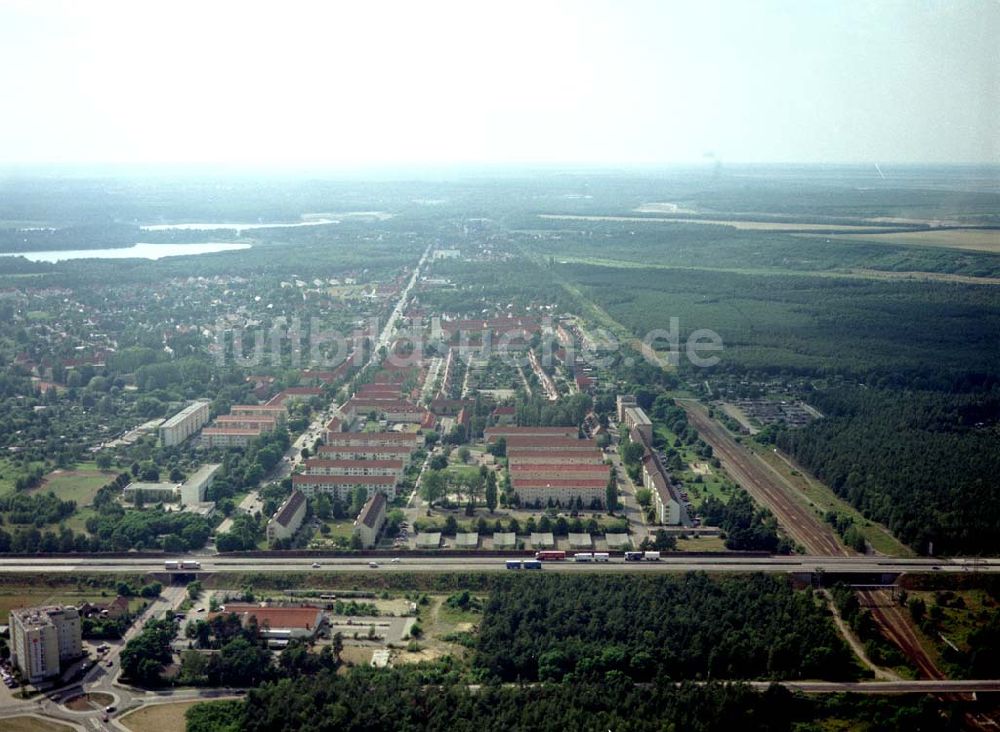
[392,646,447,665]
[338,646,373,666]
[120,700,203,732]
[64,691,114,711]
[691,462,713,476]
[825,228,1000,253]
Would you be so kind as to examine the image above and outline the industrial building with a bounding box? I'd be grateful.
[9,605,82,684]
[212,603,323,647]
[159,400,210,447]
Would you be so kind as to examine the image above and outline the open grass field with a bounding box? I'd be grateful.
[0,585,142,617]
[675,535,727,552]
[30,462,115,506]
[120,700,206,732]
[0,717,74,732]
[822,228,1000,253]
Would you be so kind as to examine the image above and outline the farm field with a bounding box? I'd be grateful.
[539,213,904,232]
[821,228,1000,253]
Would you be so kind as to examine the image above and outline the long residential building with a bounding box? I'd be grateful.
[291,474,398,501]
[503,436,599,452]
[317,445,414,462]
[509,463,611,481]
[514,479,608,508]
[622,405,653,443]
[9,605,82,683]
[202,426,265,449]
[212,415,277,431]
[325,431,420,448]
[484,426,578,442]
[230,404,287,419]
[266,489,307,543]
[353,491,387,549]
[341,398,425,423]
[159,400,210,447]
[506,434,610,508]
[507,450,605,466]
[300,458,405,479]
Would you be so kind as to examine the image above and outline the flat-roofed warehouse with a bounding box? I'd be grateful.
[212,603,323,647]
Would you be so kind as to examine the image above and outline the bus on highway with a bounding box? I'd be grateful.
[505,560,523,570]
[523,560,543,570]
[572,552,593,562]
[624,551,644,562]
[535,550,566,561]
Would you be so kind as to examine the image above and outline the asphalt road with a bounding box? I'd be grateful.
[0,555,997,574]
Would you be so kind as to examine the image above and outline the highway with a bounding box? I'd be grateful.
[0,554,997,574]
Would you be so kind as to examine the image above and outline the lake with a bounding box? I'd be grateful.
[1,242,252,263]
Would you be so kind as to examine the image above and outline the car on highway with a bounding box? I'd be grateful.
[311,562,321,568]
[368,561,379,568]
[391,557,400,563]
[105,705,116,713]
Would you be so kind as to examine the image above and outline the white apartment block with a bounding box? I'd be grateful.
[9,605,82,683]
[159,400,211,447]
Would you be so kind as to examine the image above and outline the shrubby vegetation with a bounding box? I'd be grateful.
[185,669,956,732]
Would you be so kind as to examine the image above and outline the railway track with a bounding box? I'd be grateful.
[678,399,848,556]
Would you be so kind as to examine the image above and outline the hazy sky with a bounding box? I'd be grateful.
[1,0,996,166]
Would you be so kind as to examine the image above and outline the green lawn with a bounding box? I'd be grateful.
[652,423,731,511]
[63,506,98,535]
[675,535,727,552]
[31,462,116,506]
[309,519,356,547]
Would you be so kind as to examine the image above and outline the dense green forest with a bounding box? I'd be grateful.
[563,263,1000,382]
[185,670,962,732]
[474,573,858,682]
[769,388,1000,554]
